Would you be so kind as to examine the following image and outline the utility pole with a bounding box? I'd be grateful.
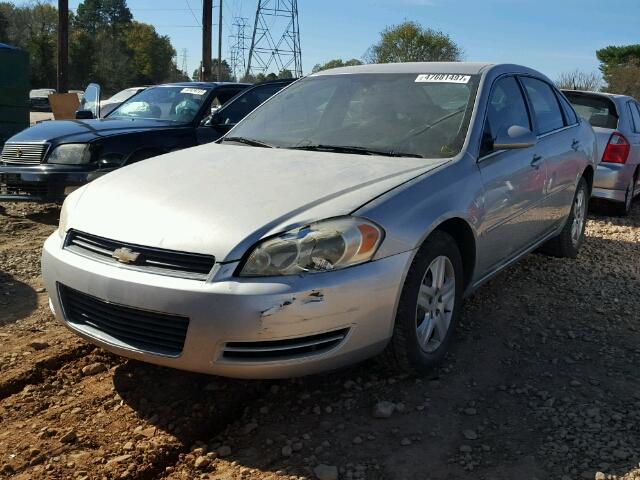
[217,0,223,81]
[57,0,69,93]
[202,0,212,81]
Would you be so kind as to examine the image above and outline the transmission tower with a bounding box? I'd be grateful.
[245,0,302,78]
[229,17,249,81]
[181,49,188,76]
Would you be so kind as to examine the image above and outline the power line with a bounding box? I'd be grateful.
[184,0,201,26]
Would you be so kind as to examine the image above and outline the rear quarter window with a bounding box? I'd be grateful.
[564,93,618,129]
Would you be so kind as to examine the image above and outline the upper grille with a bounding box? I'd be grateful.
[223,328,350,361]
[59,284,189,357]
[65,230,216,280]
[1,143,49,165]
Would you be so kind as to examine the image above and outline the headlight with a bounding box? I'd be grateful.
[47,144,91,164]
[57,185,86,239]
[239,216,384,277]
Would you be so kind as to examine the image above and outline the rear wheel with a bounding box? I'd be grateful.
[385,231,463,374]
[540,177,589,258]
[613,170,638,216]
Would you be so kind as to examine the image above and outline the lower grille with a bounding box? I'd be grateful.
[223,328,349,361]
[59,284,189,357]
[0,175,48,198]
[1,143,48,165]
[64,230,216,280]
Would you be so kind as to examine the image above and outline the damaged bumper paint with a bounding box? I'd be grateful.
[41,232,413,379]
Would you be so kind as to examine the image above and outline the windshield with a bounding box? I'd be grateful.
[225,73,479,158]
[108,86,211,122]
[106,88,144,104]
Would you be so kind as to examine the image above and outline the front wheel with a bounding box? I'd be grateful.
[540,177,589,258]
[385,231,464,375]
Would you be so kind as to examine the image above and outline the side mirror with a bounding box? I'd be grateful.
[75,110,94,120]
[493,125,537,150]
[204,111,223,127]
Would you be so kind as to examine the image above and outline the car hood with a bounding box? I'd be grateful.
[8,118,185,144]
[66,143,448,261]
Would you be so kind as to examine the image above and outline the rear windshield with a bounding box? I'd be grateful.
[564,92,618,129]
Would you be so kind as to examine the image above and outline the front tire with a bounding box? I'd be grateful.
[385,231,464,375]
[540,177,589,258]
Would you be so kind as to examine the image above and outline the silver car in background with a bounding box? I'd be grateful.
[42,63,597,379]
[564,90,640,215]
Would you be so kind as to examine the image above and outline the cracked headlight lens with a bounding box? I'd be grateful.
[47,144,91,165]
[239,216,384,276]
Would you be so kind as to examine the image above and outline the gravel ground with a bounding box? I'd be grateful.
[0,200,639,480]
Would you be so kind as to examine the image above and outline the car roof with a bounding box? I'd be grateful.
[562,89,635,101]
[159,82,251,88]
[311,62,496,76]
[252,78,298,87]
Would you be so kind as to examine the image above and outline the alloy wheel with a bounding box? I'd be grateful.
[415,255,455,353]
[571,187,586,246]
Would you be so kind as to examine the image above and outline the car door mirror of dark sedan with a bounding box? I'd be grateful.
[493,125,537,150]
[75,109,94,120]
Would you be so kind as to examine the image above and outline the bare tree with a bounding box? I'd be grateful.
[555,69,602,92]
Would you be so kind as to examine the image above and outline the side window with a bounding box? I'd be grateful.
[627,102,640,133]
[217,84,283,125]
[480,76,531,157]
[520,77,565,135]
[558,93,578,126]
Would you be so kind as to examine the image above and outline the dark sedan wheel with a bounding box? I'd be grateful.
[541,177,589,258]
[385,231,463,374]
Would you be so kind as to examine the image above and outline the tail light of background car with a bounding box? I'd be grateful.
[602,132,630,164]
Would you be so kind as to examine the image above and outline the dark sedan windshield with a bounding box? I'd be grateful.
[225,73,480,158]
[108,86,211,122]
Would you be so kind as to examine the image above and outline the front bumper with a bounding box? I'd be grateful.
[42,232,413,379]
[592,162,636,203]
[0,164,103,202]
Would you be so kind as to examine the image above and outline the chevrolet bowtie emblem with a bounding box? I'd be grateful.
[112,247,140,264]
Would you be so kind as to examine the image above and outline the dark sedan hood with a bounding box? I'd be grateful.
[9,118,186,144]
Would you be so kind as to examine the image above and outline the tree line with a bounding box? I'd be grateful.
[0,0,187,94]
[2,4,639,99]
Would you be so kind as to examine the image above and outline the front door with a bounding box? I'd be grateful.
[476,75,549,275]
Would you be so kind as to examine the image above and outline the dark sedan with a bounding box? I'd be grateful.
[0,82,250,202]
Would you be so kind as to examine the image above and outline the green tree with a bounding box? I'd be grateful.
[192,59,232,81]
[0,6,9,43]
[0,2,58,87]
[596,45,640,96]
[277,68,293,79]
[311,58,362,73]
[125,22,175,85]
[75,0,132,32]
[365,21,462,64]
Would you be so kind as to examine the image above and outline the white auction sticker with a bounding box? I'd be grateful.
[180,87,208,95]
[415,74,471,84]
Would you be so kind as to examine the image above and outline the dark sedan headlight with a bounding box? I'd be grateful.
[239,216,384,276]
[47,144,91,164]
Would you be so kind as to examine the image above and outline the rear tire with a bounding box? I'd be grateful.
[612,170,638,217]
[385,231,464,375]
[540,177,589,258]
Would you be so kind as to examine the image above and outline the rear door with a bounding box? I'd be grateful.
[476,75,549,274]
[520,77,581,228]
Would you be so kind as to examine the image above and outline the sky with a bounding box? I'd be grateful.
[16,0,640,81]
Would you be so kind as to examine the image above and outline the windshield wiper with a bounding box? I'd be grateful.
[287,144,423,158]
[222,136,273,148]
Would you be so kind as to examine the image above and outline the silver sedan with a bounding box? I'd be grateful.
[564,89,640,215]
[42,63,597,378]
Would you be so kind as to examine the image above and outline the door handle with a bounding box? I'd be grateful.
[530,154,543,170]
